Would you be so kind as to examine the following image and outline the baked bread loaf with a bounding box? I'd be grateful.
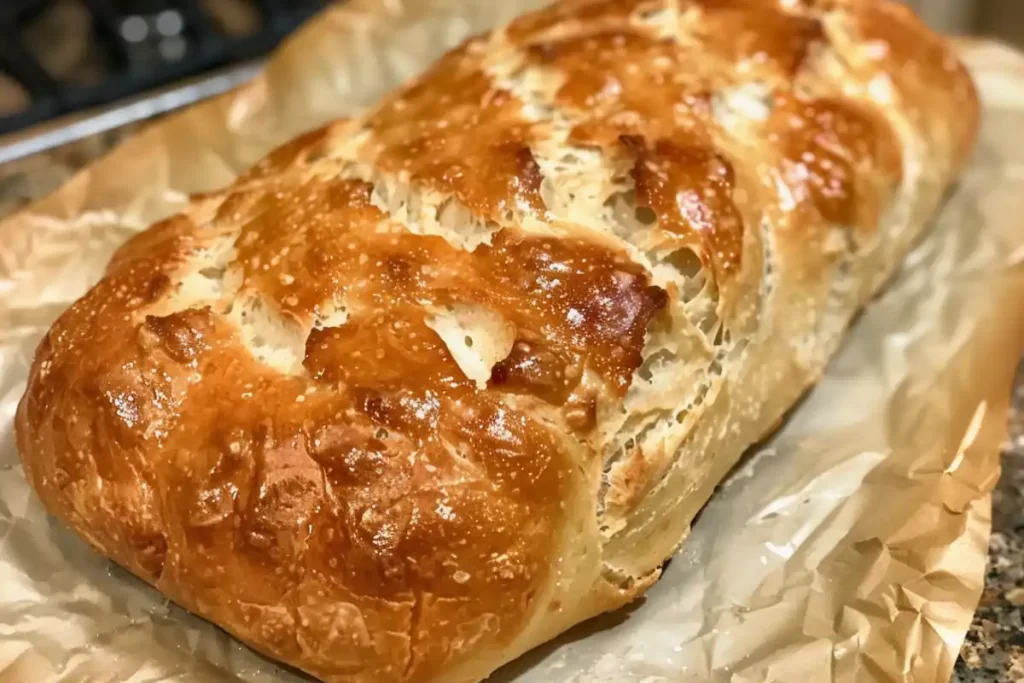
[16,0,978,681]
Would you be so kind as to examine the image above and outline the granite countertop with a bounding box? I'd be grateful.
[955,370,1024,683]
[0,123,1022,683]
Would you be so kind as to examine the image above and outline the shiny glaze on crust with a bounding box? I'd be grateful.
[623,135,744,276]
[21,248,570,680]
[369,45,546,221]
[521,25,748,280]
[769,95,903,231]
[21,168,665,680]
[505,0,659,40]
[231,177,666,397]
[688,0,824,77]
[844,1,980,168]
[505,0,900,282]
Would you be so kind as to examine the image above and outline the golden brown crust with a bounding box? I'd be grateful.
[838,0,981,171]
[16,1,978,682]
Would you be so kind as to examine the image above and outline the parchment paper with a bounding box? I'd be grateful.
[1,3,1023,682]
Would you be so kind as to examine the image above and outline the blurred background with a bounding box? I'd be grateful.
[0,0,329,139]
[0,0,1021,153]
[907,0,1024,40]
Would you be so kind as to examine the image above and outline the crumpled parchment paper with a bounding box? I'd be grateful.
[1,3,1023,682]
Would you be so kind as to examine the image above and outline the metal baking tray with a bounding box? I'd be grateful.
[0,59,260,166]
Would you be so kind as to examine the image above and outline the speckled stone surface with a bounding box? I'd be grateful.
[0,129,1022,683]
[954,364,1024,683]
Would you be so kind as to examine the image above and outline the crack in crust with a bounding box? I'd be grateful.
[15,1,978,682]
[479,0,919,551]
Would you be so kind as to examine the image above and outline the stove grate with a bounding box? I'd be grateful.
[0,0,327,136]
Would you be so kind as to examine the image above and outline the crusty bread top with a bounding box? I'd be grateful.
[16,1,978,682]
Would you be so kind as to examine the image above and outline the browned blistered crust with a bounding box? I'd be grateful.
[16,1,978,682]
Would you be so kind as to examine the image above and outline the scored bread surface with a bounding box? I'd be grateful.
[15,1,978,682]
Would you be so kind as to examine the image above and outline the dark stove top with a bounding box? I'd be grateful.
[0,0,328,136]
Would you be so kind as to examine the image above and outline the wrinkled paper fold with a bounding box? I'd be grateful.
[1,4,1023,682]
